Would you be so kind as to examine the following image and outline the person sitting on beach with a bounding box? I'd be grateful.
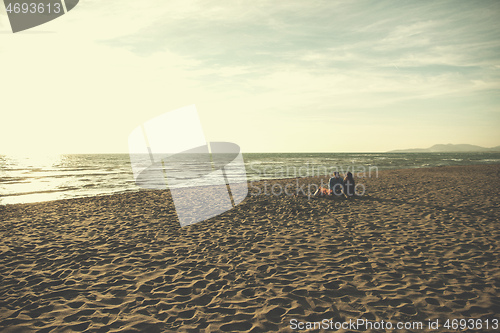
[343,171,355,197]
[329,172,344,196]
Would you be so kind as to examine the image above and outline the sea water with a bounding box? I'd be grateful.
[1,152,499,205]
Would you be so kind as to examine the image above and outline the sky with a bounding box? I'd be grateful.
[1,0,499,154]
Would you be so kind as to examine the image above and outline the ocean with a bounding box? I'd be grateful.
[1,152,500,205]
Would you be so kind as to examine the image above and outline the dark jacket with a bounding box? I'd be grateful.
[329,176,344,195]
[343,173,355,197]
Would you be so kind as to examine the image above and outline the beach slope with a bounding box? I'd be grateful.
[1,165,499,332]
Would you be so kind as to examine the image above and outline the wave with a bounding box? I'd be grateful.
[1,152,499,205]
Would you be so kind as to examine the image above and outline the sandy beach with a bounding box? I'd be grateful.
[0,164,499,332]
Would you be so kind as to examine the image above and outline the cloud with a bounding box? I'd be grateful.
[1,0,499,153]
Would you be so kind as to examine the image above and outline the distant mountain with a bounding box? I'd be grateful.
[389,144,500,153]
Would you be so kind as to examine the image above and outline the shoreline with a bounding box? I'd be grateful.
[2,163,499,208]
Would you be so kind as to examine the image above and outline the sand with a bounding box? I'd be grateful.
[0,165,499,332]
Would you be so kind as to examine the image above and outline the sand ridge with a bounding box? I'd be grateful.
[0,165,499,332]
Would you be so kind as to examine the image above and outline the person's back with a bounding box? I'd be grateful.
[329,172,344,196]
[343,171,355,197]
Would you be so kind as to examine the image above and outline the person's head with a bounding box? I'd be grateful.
[333,171,339,178]
[345,171,353,180]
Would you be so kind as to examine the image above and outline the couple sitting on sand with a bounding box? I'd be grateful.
[314,171,355,198]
